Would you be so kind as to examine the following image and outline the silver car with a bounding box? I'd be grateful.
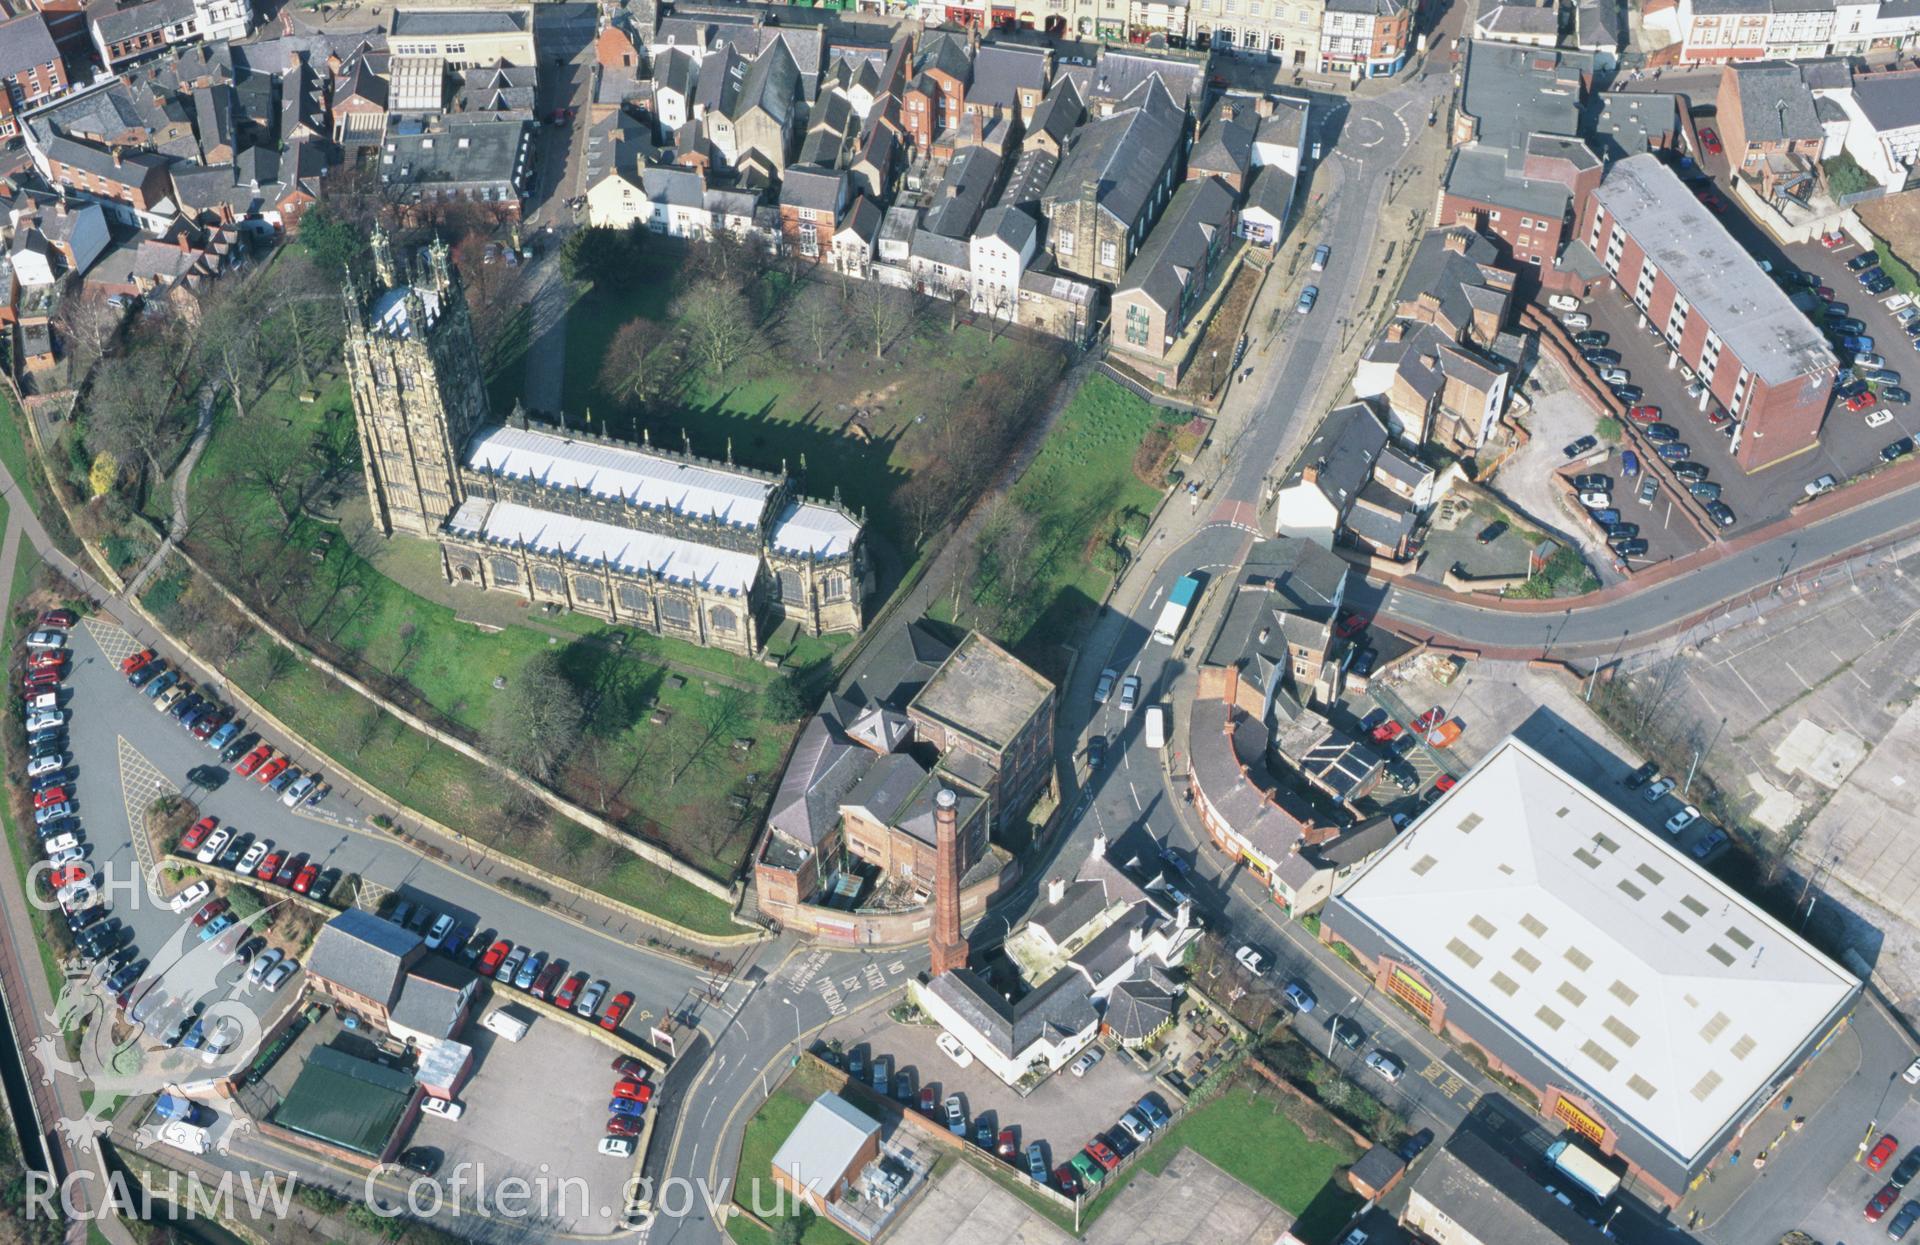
[1118,676,1140,713]
[576,978,610,1019]
[1093,667,1118,705]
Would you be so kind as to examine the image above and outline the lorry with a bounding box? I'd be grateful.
[1545,1138,1623,1202]
[1153,574,1203,645]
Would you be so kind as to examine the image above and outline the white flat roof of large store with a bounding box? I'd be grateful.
[1335,737,1857,1167]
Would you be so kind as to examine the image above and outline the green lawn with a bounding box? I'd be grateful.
[947,374,1170,669]
[731,1084,860,1245]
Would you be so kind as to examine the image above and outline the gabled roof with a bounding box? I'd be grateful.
[0,13,60,82]
[1116,174,1233,313]
[1024,75,1082,147]
[779,163,844,213]
[1244,164,1296,224]
[1411,1130,1613,1244]
[307,910,422,1008]
[1729,61,1822,144]
[767,706,876,851]
[913,28,973,84]
[1850,67,1920,133]
[974,203,1036,254]
[730,39,799,125]
[1043,75,1182,230]
[922,144,1000,238]
[970,44,1046,110]
[1282,401,1389,515]
[390,956,473,1038]
[925,967,1098,1059]
[1190,97,1257,181]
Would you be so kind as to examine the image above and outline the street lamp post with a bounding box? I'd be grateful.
[1327,994,1358,1059]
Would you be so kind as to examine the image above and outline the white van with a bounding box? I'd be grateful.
[1144,705,1166,750]
[483,1008,530,1042]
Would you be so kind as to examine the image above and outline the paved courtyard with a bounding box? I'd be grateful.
[819,1009,1159,1179]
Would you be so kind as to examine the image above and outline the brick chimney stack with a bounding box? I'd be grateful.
[928,788,968,976]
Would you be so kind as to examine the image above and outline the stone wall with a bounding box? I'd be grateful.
[762,852,1018,946]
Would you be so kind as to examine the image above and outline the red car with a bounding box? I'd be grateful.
[1627,404,1662,423]
[193,897,229,926]
[23,670,60,691]
[255,851,284,882]
[191,711,227,741]
[606,1116,640,1138]
[1433,775,1457,794]
[1695,187,1726,213]
[1822,230,1845,248]
[235,744,273,776]
[611,1055,647,1078]
[1411,706,1443,733]
[1869,1183,1900,1221]
[120,648,156,675]
[599,990,635,1032]
[38,610,77,629]
[478,939,512,977]
[1700,126,1722,155]
[612,1081,653,1103]
[1371,720,1405,744]
[1816,285,1835,301]
[1335,612,1370,639]
[555,972,589,1010]
[49,864,89,889]
[1848,391,1878,412]
[1705,408,1731,427]
[1054,1165,1080,1197]
[919,1086,937,1113]
[33,787,67,810]
[28,650,65,671]
[292,862,319,894]
[997,1129,1017,1159]
[256,756,290,785]
[179,816,218,853]
[1085,1141,1120,1172]
[1871,1134,1902,1171]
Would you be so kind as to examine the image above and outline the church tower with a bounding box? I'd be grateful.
[344,226,491,537]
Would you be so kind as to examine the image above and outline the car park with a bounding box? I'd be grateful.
[255,756,289,785]
[1890,1200,1920,1240]
[1562,313,1591,330]
[1572,473,1609,493]
[1562,435,1597,458]
[1673,462,1709,483]
[1612,384,1645,404]
[944,1096,966,1135]
[1689,482,1722,502]
[1656,443,1690,462]
[1620,450,1640,477]
[530,959,564,998]
[1643,423,1678,443]
[1888,386,1913,404]
[1476,520,1507,544]
[555,972,588,1010]
[1578,490,1610,508]
[1705,502,1736,528]
[237,842,268,876]
[1069,1046,1103,1076]
[1599,367,1629,386]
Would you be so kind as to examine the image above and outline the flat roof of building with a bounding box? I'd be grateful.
[1331,737,1858,1173]
[908,631,1052,755]
[1591,154,1836,386]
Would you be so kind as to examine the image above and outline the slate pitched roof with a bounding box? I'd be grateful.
[926,967,1098,1058]
[1731,61,1822,144]
[1283,401,1389,514]
[1043,75,1182,231]
[969,44,1046,110]
[1117,174,1233,313]
[0,13,60,82]
[307,910,422,1007]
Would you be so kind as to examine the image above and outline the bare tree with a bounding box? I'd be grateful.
[678,279,756,378]
[238,435,316,528]
[670,686,749,786]
[485,650,585,783]
[788,288,840,363]
[86,348,187,480]
[196,283,266,422]
[853,280,909,360]
[54,288,124,370]
[597,317,679,413]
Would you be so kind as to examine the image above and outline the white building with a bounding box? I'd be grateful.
[1836,67,1920,187]
[1323,737,1861,1205]
[968,205,1038,323]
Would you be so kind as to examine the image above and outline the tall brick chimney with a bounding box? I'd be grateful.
[928,788,967,976]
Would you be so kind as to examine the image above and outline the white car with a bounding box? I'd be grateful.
[422,1097,464,1121]
[1312,244,1331,272]
[1867,409,1894,428]
[576,978,609,1018]
[1643,777,1676,802]
[1903,1057,1920,1085]
[426,914,455,950]
[24,630,66,650]
[27,753,65,778]
[25,710,65,733]
[236,842,269,875]
[263,959,298,992]
[1599,367,1630,386]
[281,774,317,807]
[1665,804,1701,834]
[1364,1050,1404,1083]
[1234,945,1267,976]
[1548,294,1581,313]
[1069,1047,1104,1077]
[1578,491,1611,508]
[598,1136,636,1157]
[1805,474,1838,498]
[195,828,231,865]
[248,948,283,983]
[43,832,80,857]
[169,881,211,913]
[937,1032,974,1068]
[47,844,84,868]
[1560,312,1590,330]
[1857,352,1887,369]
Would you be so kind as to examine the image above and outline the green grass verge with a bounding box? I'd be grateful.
[731,1083,860,1245]
[0,515,66,999]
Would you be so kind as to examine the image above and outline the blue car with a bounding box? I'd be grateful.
[1620,449,1640,478]
[1136,1097,1171,1130]
[514,950,546,990]
[208,720,241,751]
[1690,828,1729,859]
[1283,982,1316,1013]
[144,670,179,699]
[1858,266,1884,285]
[608,1096,648,1116]
[1841,335,1874,354]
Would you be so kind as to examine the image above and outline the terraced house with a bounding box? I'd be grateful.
[1110,174,1237,381]
[345,228,866,654]
[1040,74,1188,286]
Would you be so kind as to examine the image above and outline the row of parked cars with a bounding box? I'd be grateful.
[1862,1129,1920,1236]
[1621,762,1726,860]
[470,923,636,1033]
[20,612,142,989]
[122,647,331,809]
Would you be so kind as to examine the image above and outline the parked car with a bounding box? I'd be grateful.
[1562,435,1598,459]
[1311,244,1330,271]
[1705,501,1737,528]
[600,991,635,1031]
[1069,1046,1104,1077]
[944,1096,966,1136]
[1690,481,1723,502]
[1476,520,1507,544]
[1884,437,1916,462]
[1656,443,1690,462]
[1643,423,1679,443]
[1365,1050,1405,1082]
[1092,668,1117,705]
[1665,805,1701,834]
[1296,286,1319,314]
[1673,462,1709,483]
[1283,981,1316,1013]
[1620,450,1640,478]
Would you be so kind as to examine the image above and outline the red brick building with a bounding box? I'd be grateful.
[0,13,69,138]
[1440,134,1602,282]
[901,29,972,151]
[1580,154,1838,472]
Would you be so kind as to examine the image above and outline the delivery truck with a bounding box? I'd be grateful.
[1153,574,1203,645]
